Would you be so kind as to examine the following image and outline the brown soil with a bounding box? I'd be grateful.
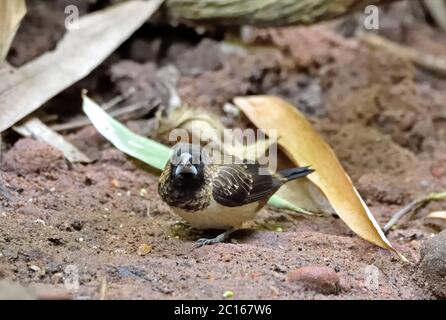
[1,2,446,299]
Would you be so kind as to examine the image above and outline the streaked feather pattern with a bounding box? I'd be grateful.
[158,143,314,230]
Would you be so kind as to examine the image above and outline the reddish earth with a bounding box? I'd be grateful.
[1,1,446,299]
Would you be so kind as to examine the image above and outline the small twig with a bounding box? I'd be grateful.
[102,88,136,111]
[49,88,137,132]
[383,191,446,233]
[50,102,146,132]
[358,32,446,77]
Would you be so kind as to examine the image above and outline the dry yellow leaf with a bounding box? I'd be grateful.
[426,211,446,220]
[0,0,26,62]
[234,95,396,252]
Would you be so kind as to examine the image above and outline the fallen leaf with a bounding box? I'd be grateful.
[0,0,164,133]
[234,95,396,252]
[426,211,446,220]
[82,93,170,171]
[14,118,90,163]
[82,94,307,213]
[0,0,26,62]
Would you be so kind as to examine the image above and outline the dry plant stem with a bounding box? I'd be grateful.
[50,103,146,132]
[358,32,446,77]
[102,88,136,111]
[164,0,396,27]
[384,191,446,233]
[0,0,26,62]
[49,89,136,131]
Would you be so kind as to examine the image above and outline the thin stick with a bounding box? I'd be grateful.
[48,88,137,131]
[102,88,136,111]
[383,191,446,233]
[358,32,446,77]
[50,102,146,132]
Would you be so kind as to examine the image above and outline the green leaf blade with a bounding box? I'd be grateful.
[82,94,170,170]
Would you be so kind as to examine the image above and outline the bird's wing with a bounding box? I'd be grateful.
[212,164,279,207]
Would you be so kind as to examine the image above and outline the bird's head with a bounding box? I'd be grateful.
[169,143,206,188]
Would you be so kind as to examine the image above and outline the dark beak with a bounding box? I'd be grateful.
[175,153,198,176]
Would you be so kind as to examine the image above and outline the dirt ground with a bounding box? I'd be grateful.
[1,1,446,299]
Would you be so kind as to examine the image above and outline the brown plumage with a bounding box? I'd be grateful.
[158,143,313,246]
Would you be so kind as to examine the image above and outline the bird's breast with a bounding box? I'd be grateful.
[171,199,261,230]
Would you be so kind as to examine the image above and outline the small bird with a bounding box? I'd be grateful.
[158,143,314,247]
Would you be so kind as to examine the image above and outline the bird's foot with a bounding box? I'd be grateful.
[193,229,235,249]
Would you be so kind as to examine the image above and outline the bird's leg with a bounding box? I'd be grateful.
[194,229,236,248]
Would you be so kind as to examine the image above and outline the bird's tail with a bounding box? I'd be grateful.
[277,166,314,182]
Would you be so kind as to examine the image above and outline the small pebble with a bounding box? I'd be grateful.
[34,219,46,225]
[223,290,234,299]
[272,263,287,273]
[111,179,120,188]
[51,272,64,284]
[288,266,340,295]
[137,243,152,256]
[139,188,147,197]
[29,265,41,272]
